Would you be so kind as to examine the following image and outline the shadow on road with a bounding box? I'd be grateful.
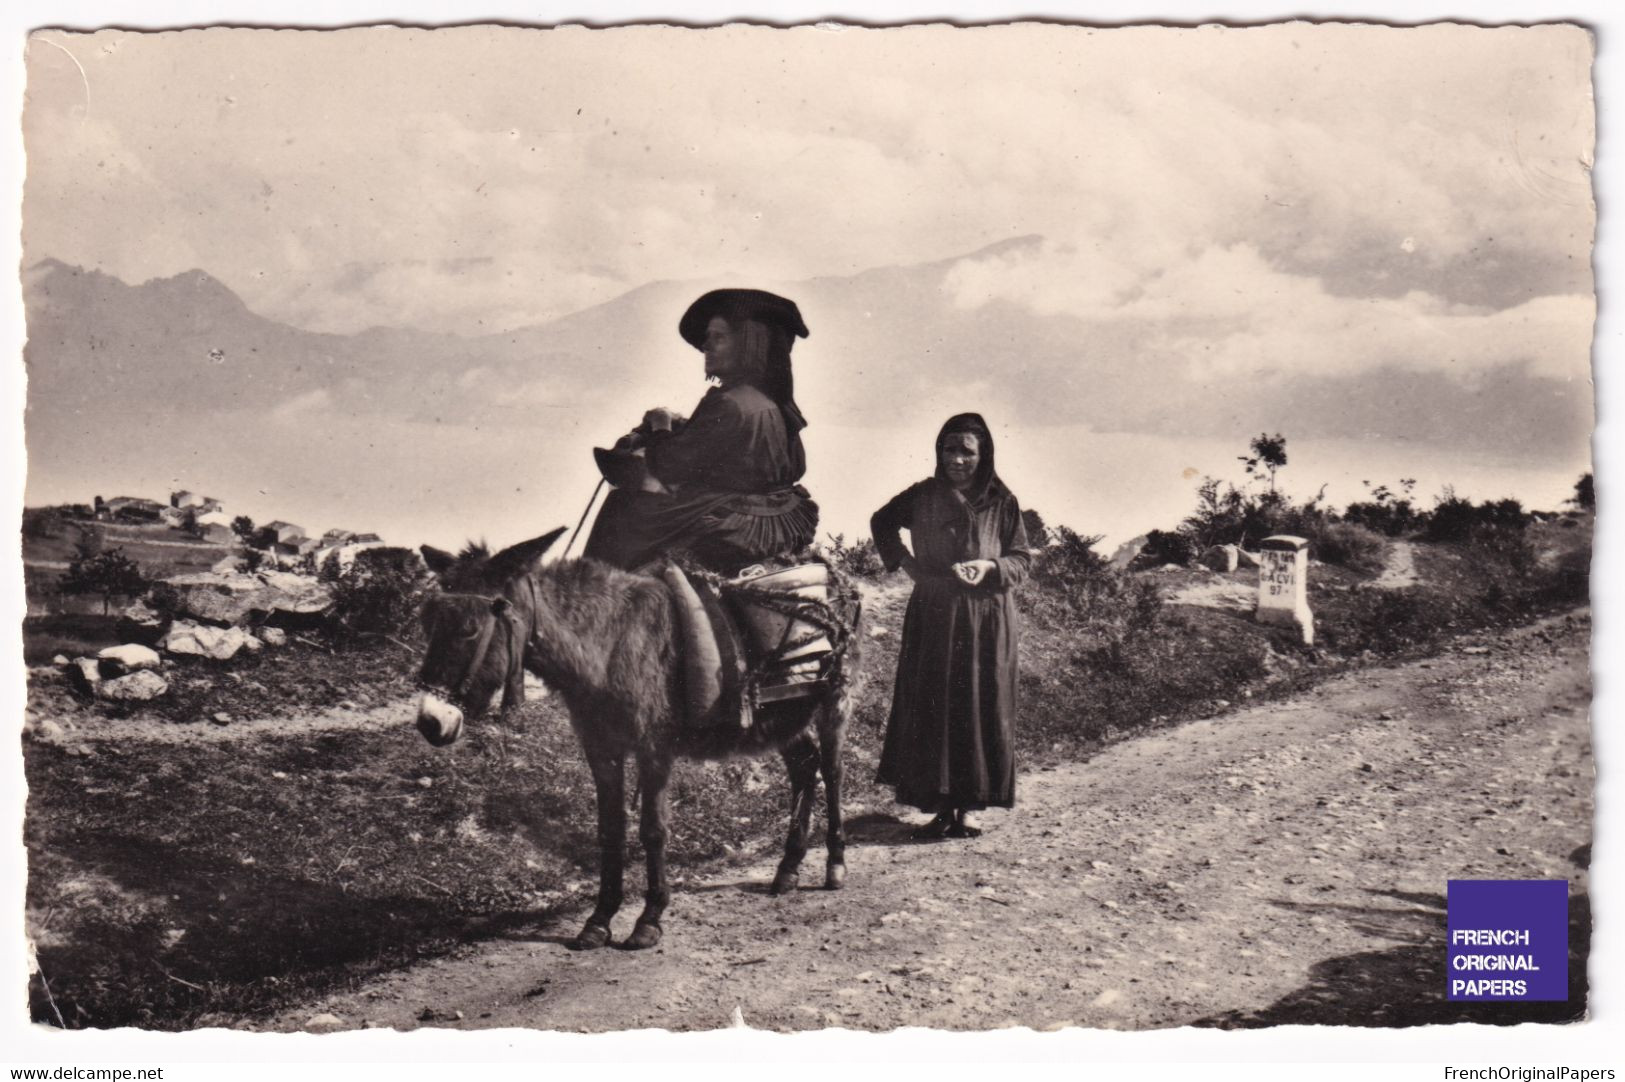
[1197,887,1590,1028]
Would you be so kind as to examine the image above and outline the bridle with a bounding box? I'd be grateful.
[424,576,538,715]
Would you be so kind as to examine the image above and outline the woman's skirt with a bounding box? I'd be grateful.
[583,485,819,574]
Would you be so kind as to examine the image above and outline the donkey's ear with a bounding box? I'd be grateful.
[420,545,457,576]
[488,526,568,582]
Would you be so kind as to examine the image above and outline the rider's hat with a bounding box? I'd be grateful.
[679,289,809,349]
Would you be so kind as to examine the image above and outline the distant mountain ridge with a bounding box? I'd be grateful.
[22,235,1589,458]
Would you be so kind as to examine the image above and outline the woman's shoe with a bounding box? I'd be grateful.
[910,813,954,840]
[948,811,982,838]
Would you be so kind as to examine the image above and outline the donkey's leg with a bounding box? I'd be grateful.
[575,743,626,950]
[817,702,848,890]
[772,730,821,895]
[625,751,673,950]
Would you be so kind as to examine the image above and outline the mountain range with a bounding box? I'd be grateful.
[19,244,1593,549]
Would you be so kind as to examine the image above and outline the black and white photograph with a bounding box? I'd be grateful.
[4,4,1619,1070]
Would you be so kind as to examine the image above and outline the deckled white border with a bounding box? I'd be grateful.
[0,2,1616,1075]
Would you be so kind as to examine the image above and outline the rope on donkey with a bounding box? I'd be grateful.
[677,556,861,707]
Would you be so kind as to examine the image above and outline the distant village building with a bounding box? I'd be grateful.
[312,534,388,573]
[107,496,165,523]
[170,490,224,514]
[262,520,306,546]
[195,510,235,544]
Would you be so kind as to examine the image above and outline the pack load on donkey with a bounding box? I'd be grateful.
[661,557,858,735]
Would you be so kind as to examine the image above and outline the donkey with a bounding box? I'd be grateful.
[413,527,858,951]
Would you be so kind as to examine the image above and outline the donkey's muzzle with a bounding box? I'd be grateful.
[416,691,464,747]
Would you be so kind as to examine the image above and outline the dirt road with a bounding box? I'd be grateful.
[269,609,1592,1033]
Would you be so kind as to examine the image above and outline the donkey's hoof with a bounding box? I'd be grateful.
[769,868,800,895]
[624,920,662,951]
[824,862,847,891]
[572,922,612,951]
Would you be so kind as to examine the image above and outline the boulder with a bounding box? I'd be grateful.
[1201,544,1240,573]
[259,627,288,647]
[161,570,332,628]
[67,657,102,696]
[211,555,246,574]
[98,670,169,702]
[97,643,162,677]
[116,599,172,646]
[161,620,262,661]
[1236,548,1262,569]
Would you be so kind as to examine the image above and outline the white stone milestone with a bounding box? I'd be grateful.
[1256,535,1315,645]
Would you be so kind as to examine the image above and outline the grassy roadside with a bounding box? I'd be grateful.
[22,521,1591,1029]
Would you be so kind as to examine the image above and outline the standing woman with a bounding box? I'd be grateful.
[872,413,1036,839]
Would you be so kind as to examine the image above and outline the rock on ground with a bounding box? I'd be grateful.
[116,599,171,645]
[160,570,333,628]
[161,621,263,661]
[97,670,169,701]
[97,643,163,675]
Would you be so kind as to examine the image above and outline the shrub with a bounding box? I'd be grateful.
[822,533,884,580]
[1571,473,1594,511]
[1140,529,1196,567]
[1426,492,1528,543]
[1028,528,1162,673]
[1341,499,1423,537]
[1020,508,1051,549]
[22,507,69,540]
[328,547,434,642]
[1045,526,1109,575]
[1465,523,1539,580]
[1311,520,1386,573]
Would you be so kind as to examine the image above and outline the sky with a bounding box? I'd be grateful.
[22,23,1594,340]
[15,21,1599,549]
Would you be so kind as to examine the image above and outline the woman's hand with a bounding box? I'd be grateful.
[952,559,997,586]
[642,407,680,433]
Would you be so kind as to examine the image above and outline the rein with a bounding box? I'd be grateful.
[433,576,538,714]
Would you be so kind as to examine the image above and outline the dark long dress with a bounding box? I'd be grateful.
[582,382,819,573]
[872,477,1035,812]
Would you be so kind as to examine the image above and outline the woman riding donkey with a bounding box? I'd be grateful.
[583,288,819,574]
[415,290,855,951]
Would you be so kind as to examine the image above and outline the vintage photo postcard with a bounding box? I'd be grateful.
[7,14,1608,1057]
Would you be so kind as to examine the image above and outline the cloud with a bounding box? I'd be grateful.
[942,240,1593,386]
[271,388,332,420]
[20,24,1594,346]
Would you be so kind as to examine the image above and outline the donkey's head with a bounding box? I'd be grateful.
[413,527,565,746]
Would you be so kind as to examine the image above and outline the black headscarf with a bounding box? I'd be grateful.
[934,413,1007,508]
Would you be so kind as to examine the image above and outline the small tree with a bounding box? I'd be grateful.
[1239,432,1288,494]
[1571,473,1595,511]
[60,545,148,614]
[232,515,257,542]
